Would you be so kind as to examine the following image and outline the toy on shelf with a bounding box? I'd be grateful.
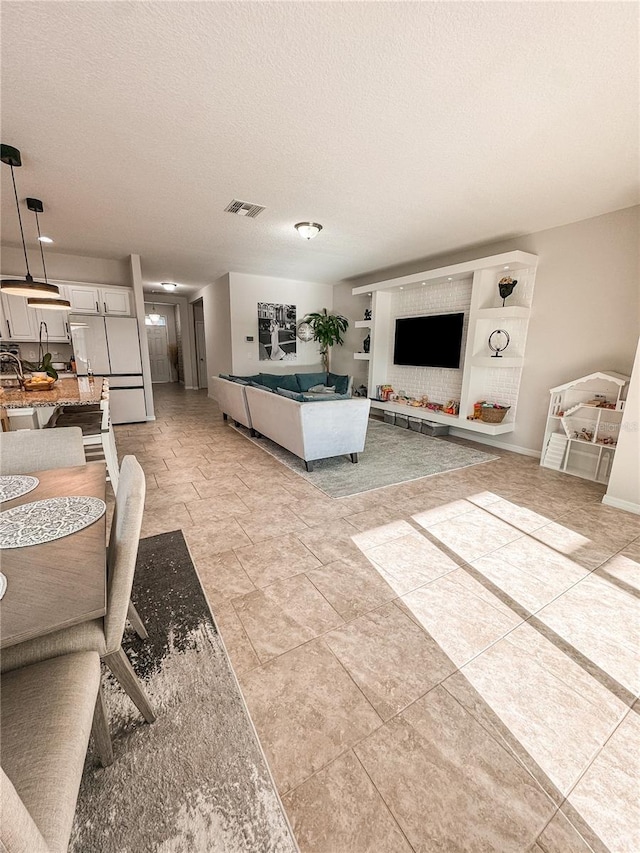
[363,308,372,320]
[443,400,459,415]
[376,384,394,402]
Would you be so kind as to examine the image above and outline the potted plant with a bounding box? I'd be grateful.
[301,309,349,372]
[23,322,58,380]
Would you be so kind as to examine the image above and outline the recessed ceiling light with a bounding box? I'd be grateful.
[447,277,452,281]
[503,265,510,270]
[161,282,178,291]
[422,282,426,286]
[38,235,53,244]
[399,286,404,290]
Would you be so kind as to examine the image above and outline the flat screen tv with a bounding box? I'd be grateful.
[393,313,464,368]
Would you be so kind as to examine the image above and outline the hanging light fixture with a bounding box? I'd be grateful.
[0,144,60,298]
[25,197,70,310]
[294,222,323,240]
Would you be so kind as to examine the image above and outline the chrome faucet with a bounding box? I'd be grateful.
[0,352,25,386]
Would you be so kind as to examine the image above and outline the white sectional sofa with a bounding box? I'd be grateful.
[211,376,371,470]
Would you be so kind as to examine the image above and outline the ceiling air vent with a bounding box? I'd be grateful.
[224,199,265,218]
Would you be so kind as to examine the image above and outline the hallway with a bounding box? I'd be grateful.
[114,384,640,853]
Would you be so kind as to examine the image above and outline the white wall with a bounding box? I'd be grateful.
[332,286,370,389]
[228,272,334,376]
[604,338,640,513]
[192,274,232,394]
[343,206,640,453]
[1,245,131,286]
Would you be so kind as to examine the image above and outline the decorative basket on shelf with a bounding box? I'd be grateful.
[480,405,510,424]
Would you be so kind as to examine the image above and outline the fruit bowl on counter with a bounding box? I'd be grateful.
[23,372,57,392]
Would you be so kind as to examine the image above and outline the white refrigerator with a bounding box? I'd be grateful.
[70,315,147,424]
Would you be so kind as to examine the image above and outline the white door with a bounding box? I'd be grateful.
[195,320,207,388]
[69,315,110,374]
[147,325,170,382]
[105,317,142,374]
[101,287,131,316]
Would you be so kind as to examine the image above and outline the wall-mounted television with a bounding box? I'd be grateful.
[393,313,464,368]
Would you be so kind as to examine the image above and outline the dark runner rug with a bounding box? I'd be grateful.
[71,531,298,853]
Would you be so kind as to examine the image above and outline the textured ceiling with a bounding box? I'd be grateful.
[1,1,638,294]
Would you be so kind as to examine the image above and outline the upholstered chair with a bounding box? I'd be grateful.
[1,651,111,852]
[1,456,155,723]
[0,426,85,475]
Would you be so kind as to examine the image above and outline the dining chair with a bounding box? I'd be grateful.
[0,424,148,642]
[0,426,85,475]
[1,650,111,853]
[1,456,155,724]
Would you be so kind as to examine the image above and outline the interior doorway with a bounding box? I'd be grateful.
[193,299,208,389]
[146,318,171,383]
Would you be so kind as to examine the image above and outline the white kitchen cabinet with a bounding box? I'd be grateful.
[36,308,70,342]
[67,285,101,314]
[100,287,131,316]
[62,283,132,316]
[1,293,39,341]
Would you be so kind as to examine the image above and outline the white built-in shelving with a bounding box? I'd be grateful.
[351,250,538,437]
[353,352,371,360]
[354,320,372,328]
[541,371,630,483]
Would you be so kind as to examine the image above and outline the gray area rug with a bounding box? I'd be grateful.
[232,419,498,497]
[71,531,298,853]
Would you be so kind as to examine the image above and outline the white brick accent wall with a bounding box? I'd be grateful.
[386,278,472,403]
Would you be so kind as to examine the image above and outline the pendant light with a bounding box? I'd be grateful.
[0,144,60,298]
[25,198,70,310]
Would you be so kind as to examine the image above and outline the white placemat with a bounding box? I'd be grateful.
[0,475,39,503]
[0,496,106,550]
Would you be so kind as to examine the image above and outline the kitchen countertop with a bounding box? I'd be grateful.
[0,376,105,408]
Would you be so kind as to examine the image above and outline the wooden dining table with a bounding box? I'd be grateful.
[0,462,107,648]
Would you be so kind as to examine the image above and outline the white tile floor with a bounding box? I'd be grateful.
[115,385,640,852]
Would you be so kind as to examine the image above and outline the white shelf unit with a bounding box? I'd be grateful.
[352,251,538,437]
[353,352,371,360]
[540,371,630,483]
[354,320,372,328]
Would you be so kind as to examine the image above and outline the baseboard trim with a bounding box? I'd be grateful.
[448,428,541,458]
[145,415,156,421]
[184,386,198,390]
[601,495,640,515]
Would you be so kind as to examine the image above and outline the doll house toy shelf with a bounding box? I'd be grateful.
[541,371,630,484]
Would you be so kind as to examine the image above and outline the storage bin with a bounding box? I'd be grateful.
[395,414,409,429]
[421,421,450,436]
[408,417,422,432]
[383,411,396,426]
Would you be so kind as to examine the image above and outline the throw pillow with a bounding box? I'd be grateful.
[301,392,350,402]
[260,373,301,393]
[296,372,328,392]
[276,387,305,402]
[308,384,336,394]
[230,374,261,384]
[219,373,232,381]
[328,372,350,395]
[249,381,274,393]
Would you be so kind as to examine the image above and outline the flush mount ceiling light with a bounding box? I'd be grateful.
[38,236,54,243]
[0,145,60,299]
[295,222,323,240]
[25,198,70,310]
[161,282,178,291]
